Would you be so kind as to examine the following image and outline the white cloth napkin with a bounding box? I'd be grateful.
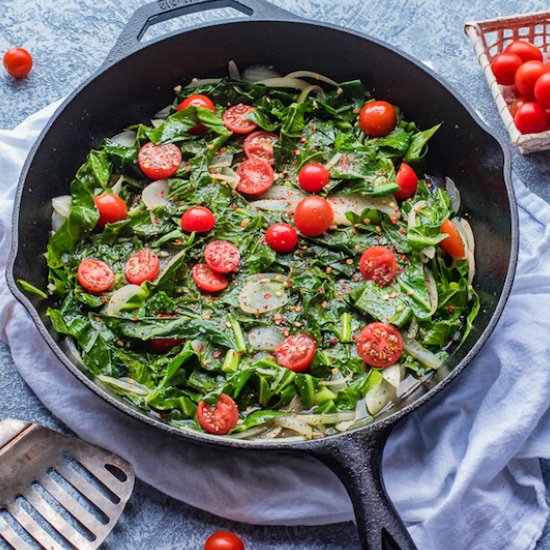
[1,102,550,550]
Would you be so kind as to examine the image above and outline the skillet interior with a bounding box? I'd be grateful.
[10,19,516,447]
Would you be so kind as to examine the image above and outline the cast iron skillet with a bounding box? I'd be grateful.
[8,0,518,548]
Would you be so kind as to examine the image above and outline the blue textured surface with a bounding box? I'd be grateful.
[1,0,550,548]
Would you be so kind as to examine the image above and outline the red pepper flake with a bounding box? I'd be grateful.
[351,334,357,340]
[299,136,307,143]
[329,337,338,346]
[390,216,398,225]
[311,124,317,131]
[213,351,222,359]
[448,305,455,312]
[264,293,272,299]
[425,380,432,386]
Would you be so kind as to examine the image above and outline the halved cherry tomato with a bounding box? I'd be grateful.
[94,194,128,228]
[490,52,522,86]
[177,94,216,135]
[149,338,185,353]
[440,219,466,259]
[534,72,550,109]
[192,263,229,292]
[514,60,548,100]
[293,196,334,237]
[244,130,279,164]
[504,40,543,63]
[124,250,160,284]
[77,259,114,293]
[298,163,330,193]
[274,333,316,372]
[197,393,239,435]
[223,104,257,134]
[394,163,418,201]
[358,101,397,137]
[357,322,403,368]
[514,101,549,134]
[265,223,298,253]
[138,142,182,179]
[3,48,32,78]
[236,157,274,195]
[204,240,240,273]
[181,206,216,232]
[204,531,245,550]
[359,246,397,286]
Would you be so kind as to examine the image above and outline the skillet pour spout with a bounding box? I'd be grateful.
[7,0,518,548]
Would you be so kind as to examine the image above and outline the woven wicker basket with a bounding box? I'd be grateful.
[465,11,550,154]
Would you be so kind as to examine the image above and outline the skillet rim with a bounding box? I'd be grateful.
[6,16,519,451]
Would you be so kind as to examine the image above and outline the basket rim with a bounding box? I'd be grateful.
[465,10,550,30]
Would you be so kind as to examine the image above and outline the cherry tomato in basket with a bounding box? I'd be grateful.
[440,219,466,259]
[293,196,334,237]
[359,246,397,287]
[197,393,239,435]
[77,259,114,293]
[124,250,160,285]
[274,333,316,372]
[3,47,32,78]
[265,223,298,253]
[244,130,278,164]
[204,240,240,273]
[514,60,548,100]
[298,162,330,193]
[394,163,418,201]
[180,206,216,232]
[514,101,549,134]
[358,101,397,137]
[357,322,403,368]
[94,193,128,228]
[504,40,543,63]
[509,97,527,117]
[236,157,274,195]
[149,338,185,353]
[534,72,550,109]
[138,142,182,180]
[192,263,229,293]
[490,52,523,86]
[204,531,245,550]
[177,94,216,135]
[223,104,257,134]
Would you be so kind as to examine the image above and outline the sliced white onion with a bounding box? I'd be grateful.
[407,317,419,340]
[257,426,283,439]
[273,415,313,438]
[328,194,400,226]
[296,411,355,426]
[52,195,72,218]
[110,130,137,148]
[241,64,281,82]
[324,153,343,172]
[396,374,422,399]
[424,267,438,315]
[210,166,240,189]
[96,375,149,396]
[445,177,461,213]
[106,284,141,316]
[64,337,87,370]
[257,184,306,202]
[247,326,284,351]
[402,336,443,370]
[366,379,396,416]
[154,105,172,119]
[284,70,339,87]
[110,175,124,196]
[158,249,186,280]
[454,218,476,285]
[51,211,65,232]
[250,199,291,212]
[285,395,304,414]
[185,78,223,89]
[142,179,171,210]
[228,59,240,80]
[297,84,324,103]
[150,119,164,128]
[256,77,310,91]
[382,364,403,388]
[229,425,271,440]
[318,371,351,392]
[422,245,436,260]
[209,152,234,169]
[407,200,427,232]
[239,280,288,315]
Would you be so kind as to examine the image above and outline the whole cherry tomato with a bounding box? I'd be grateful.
[3,48,33,78]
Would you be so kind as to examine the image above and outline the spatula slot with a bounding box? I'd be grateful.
[0,506,40,549]
[104,464,127,483]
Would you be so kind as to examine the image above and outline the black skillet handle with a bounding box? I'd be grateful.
[299,426,416,550]
[108,0,302,62]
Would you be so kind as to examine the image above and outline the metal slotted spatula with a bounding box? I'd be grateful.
[0,419,135,549]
